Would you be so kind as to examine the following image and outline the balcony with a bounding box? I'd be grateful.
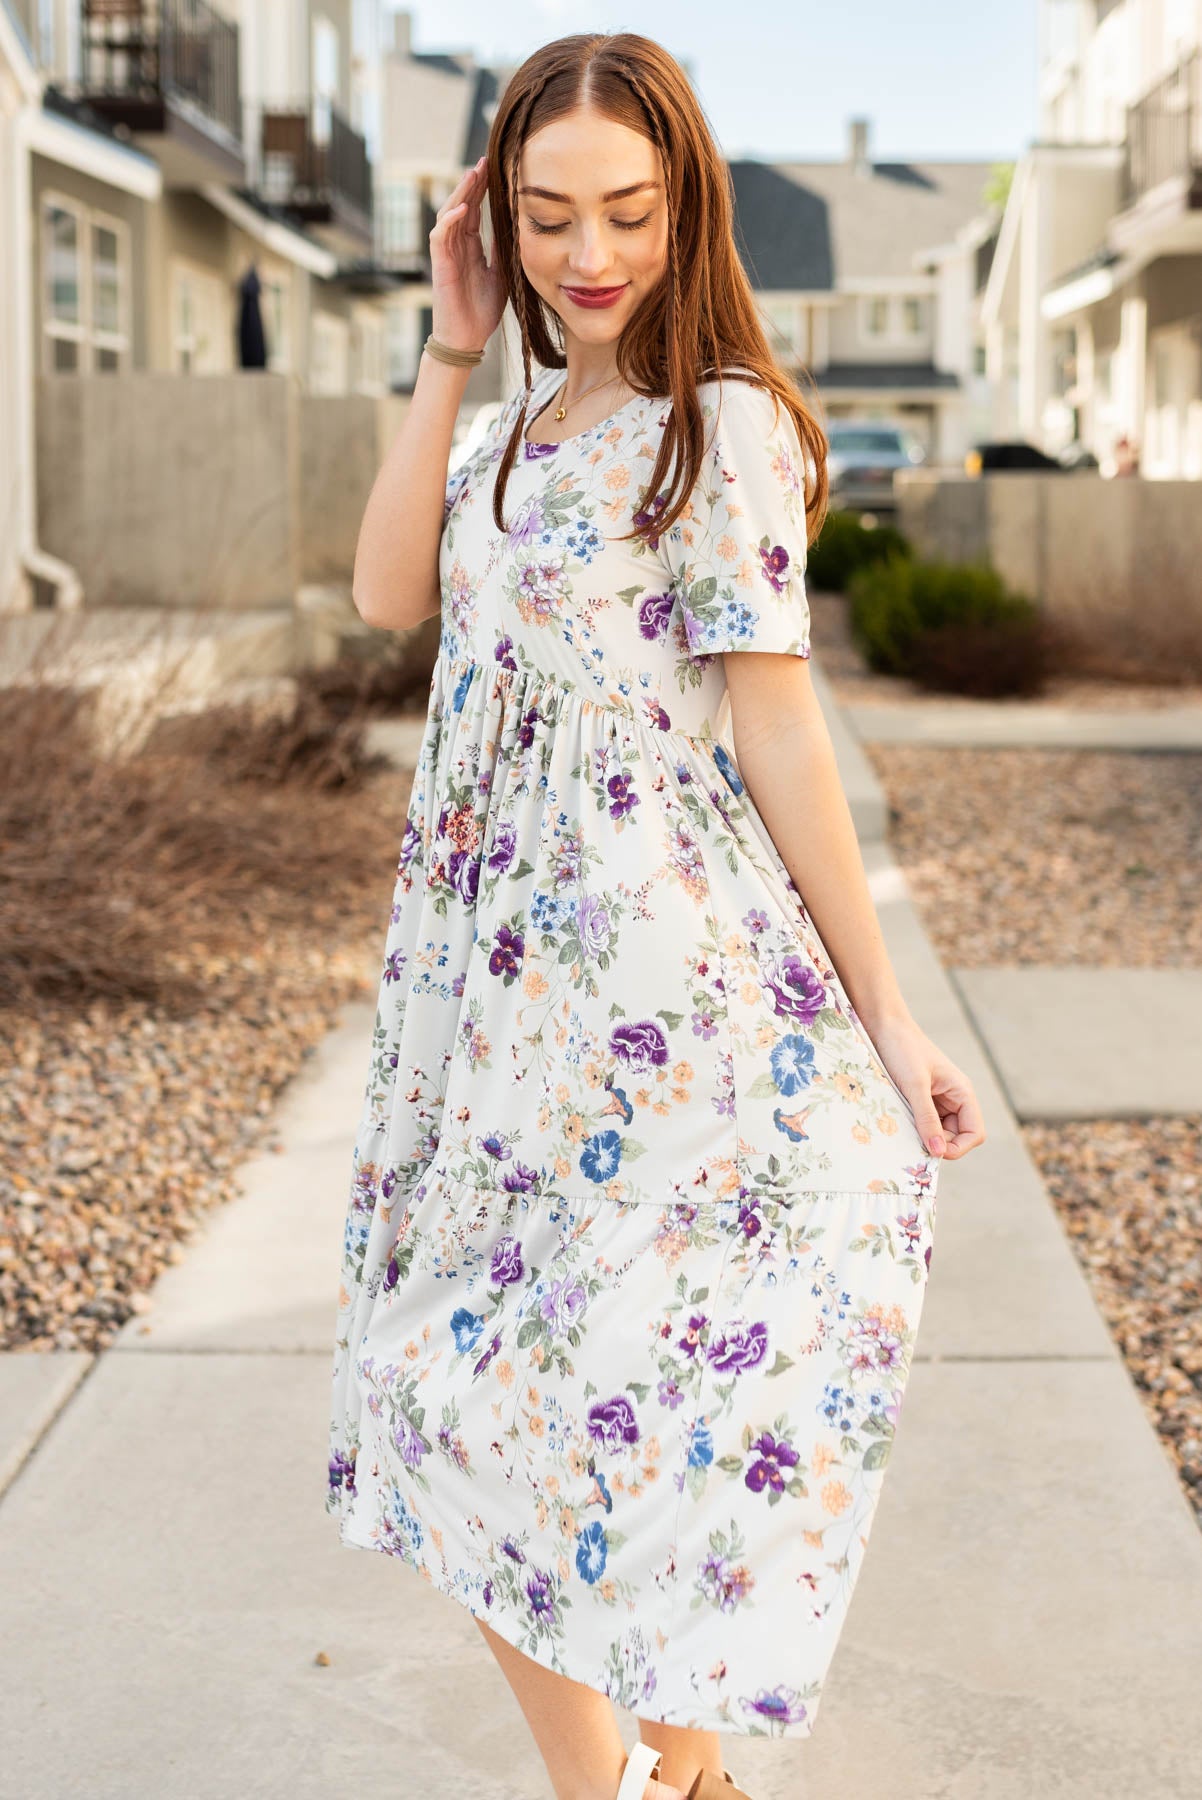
[258,99,373,255]
[1122,52,1202,209]
[77,0,244,185]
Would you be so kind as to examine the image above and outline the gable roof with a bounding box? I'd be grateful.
[730,156,996,291]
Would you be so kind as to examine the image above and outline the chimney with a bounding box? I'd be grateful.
[847,117,871,176]
[392,9,413,56]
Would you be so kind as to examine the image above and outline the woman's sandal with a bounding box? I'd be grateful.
[615,1742,663,1799]
[613,1743,754,1800]
[686,1772,753,1799]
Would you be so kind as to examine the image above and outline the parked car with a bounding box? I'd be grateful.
[964,440,1099,475]
[825,422,926,513]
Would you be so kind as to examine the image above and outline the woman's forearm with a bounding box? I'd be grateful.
[730,696,914,1036]
[351,349,474,631]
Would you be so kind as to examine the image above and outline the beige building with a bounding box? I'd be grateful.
[983,0,1202,476]
[1,0,399,610]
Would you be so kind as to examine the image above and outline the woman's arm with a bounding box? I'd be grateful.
[352,154,504,632]
[723,650,986,1161]
[351,351,474,631]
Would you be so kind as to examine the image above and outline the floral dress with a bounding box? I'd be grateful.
[325,362,940,1739]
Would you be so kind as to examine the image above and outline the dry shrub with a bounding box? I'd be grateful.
[909,613,1051,698]
[0,678,401,1011]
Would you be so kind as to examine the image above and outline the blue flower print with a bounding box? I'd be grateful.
[687,1419,714,1468]
[580,1129,623,1183]
[451,665,473,713]
[712,740,745,796]
[575,1519,608,1583]
[450,1307,485,1354]
[770,1033,817,1096]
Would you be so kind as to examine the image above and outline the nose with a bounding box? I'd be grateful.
[567,225,612,281]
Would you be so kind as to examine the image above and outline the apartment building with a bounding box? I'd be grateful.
[983,0,1202,476]
[730,121,1001,466]
[13,0,391,389]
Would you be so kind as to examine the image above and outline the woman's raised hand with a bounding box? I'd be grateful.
[429,155,506,356]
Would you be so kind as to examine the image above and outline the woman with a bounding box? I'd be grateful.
[327,31,985,1800]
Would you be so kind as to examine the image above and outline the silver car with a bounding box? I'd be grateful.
[826,422,926,513]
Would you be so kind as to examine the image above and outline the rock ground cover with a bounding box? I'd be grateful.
[851,670,1202,1529]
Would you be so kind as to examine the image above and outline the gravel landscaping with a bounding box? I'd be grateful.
[835,594,1202,1528]
[1,759,405,1354]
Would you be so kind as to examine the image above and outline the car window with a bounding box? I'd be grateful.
[827,428,904,455]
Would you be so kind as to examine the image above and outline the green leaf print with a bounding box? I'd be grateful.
[863,1440,891,1471]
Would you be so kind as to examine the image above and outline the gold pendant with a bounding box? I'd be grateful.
[554,405,566,420]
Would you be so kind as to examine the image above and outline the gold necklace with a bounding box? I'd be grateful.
[553,371,625,422]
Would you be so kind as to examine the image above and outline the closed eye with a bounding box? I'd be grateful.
[528,212,655,235]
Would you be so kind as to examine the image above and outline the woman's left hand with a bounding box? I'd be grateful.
[868,1014,987,1162]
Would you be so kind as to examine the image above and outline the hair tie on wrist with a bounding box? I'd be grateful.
[424,334,486,367]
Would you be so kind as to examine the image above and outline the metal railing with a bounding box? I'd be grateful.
[1122,51,1201,206]
[80,0,241,144]
[260,98,372,223]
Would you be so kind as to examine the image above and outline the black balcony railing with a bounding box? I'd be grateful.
[260,99,372,228]
[1123,51,1202,206]
[80,0,241,145]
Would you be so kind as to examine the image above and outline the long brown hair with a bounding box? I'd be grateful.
[484,31,830,550]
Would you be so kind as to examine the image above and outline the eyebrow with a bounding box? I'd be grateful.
[517,180,662,204]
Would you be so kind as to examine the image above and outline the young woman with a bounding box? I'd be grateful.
[327,31,985,1800]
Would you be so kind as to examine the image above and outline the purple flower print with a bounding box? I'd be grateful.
[448,847,480,907]
[399,817,422,869]
[490,1234,525,1287]
[327,1449,357,1497]
[517,705,542,750]
[506,494,548,548]
[759,542,790,594]
[691,1008,720,1042]
[488,922,524,978]
[740,1687,808,1726]
[587,1393,641,1451]
[576,893,614,960]
[657,1377,685,1410]
[742,906,769,934]
[523,438,559,461]
[707,1318,770,1375]
[391,1412,427,1470]
[762,952,826,1025]
[607,769,640,820]
[632,491,668,550]
[494,636,518,672]
[696,1551,755,1614]
[500,1535,527,1563]
[744,1430,800,1495]
[473,1332,502,1376]
[525,1566,558,1625]
[482,1579,494,1607]
[676,1312,709,1359]
[637,590,677,640]
[383,948,406,984]
[539,1274,588,1334]
[609,1017,670,1072]
[500,1162,540,1196]
[737,1198,763,1239]
[487,820,518,873]
[382,1250,401,1294]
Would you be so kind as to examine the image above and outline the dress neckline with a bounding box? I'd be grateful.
[522,366,659,452]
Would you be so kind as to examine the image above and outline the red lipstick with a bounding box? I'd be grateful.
[561,284,628,309]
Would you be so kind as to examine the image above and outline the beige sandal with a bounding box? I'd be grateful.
[615,1742,662,1799]
[686,1771,753,1799]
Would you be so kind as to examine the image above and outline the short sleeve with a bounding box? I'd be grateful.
[661,379,812,659]
[442,381,536,528]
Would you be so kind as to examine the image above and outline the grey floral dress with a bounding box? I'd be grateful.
[325,362,940,1738]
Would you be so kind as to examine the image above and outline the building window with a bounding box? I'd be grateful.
[864,296,889,338]
[378,179,422,258]
[902,296,925,335]
[760,297,802,358]
[41,195,131,374]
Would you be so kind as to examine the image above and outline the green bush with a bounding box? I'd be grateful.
[848,553,1048,696]
[805,509,910,593]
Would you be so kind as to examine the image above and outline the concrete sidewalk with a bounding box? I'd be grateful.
[3,660,1202,1798]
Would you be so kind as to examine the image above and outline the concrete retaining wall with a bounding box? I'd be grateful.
[896,471,1202,663]
[35,374,416,609]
